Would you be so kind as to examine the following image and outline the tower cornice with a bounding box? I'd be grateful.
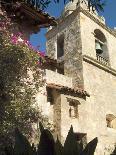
[80,7,116,38]
[46,6,116,39]
[83,55,116,77]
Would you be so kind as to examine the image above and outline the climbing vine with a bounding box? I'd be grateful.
[0,13,47,145]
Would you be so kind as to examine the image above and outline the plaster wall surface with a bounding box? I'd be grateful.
[52,90,61,140]
[80,12,116,70]
[82,60,116,154]
[46,69,72,87]
[60,94,85,144]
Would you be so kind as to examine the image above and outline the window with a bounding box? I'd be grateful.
[57,34,64,58]
[94,29,109,65]
[95,39,104,55]
[47,87,53,104]
[106,114,116,129]
[67,98,80,118]
[69,103,78,118]
[57,34,65,74]
[57,62,64,75]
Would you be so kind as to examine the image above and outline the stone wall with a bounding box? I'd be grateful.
[52,90,62,140]
[78,9,116,154]
[46,7,116,154]
[82,61,116,155]
[46,11,84,89]
[46,69,72,88]
[60,93,85,144]
[80,11,116,70]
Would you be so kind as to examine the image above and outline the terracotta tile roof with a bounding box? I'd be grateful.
[42,55,65,65]
[47,83,90,97]
[18,3,57,27]
[39,56,60,69]
[2,1,57,28]
[44,56,57,64]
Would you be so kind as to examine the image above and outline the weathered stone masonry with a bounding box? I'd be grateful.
[46,1,116,154]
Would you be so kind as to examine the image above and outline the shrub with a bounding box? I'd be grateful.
[1,122,98,155]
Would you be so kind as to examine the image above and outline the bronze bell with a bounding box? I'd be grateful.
[95,41,103,54]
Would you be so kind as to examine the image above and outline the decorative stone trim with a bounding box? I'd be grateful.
[83,55,116,76]
[46,9,80,38]
[46,6,116,39]
[96,54,109,67]
[46,6,116,37]
[67,97,81,105]
[47,83,90,97]
[80,7,116,38]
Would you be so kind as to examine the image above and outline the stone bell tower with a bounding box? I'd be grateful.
[46,0,84,89]
[46,0,116,154]
[46,0,99,89]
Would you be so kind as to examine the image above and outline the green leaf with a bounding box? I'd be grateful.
[55,136,63,155]
[14,128,32,155]
[63,125,80,155]
[37,123,55,155]
[81,137,98,155]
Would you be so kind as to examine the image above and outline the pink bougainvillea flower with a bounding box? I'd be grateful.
[9,31,45,61]
[23,40,29,45]
[17,37,24,43]
[0,22,5,27]
[17,32,23,36]
[39,51,46,57]
[37,61,41,65]
[11,35,18,44]
[15,32,23,37]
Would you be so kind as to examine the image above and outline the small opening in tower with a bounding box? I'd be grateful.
[57,34,64,58]
[94,29,109,65]
[94,29,106,55]
[57,62,64,75]
[106,114,116,129]
[69,101,79,118]
[47,87,53,104]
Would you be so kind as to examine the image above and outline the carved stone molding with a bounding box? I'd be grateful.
[83,55,116,76]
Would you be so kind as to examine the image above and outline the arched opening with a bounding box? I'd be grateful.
[57,34,64,74]
[57,34,64,58]
[67,98,80,118]
[94,29,109,65]
[106,114,116,129]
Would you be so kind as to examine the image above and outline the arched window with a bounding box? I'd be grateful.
[94,29,109,65]
[57,34,64,58]
[106,114,116,129]
[67,98,80,118]
[57,34,64,74]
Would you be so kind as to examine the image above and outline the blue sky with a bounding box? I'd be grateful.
[30,0,116,52]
